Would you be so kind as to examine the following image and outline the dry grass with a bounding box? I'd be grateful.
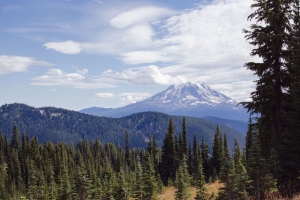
[158,182,224,200]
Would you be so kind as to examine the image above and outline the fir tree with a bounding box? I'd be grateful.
[125,131,131,168]
[133,156,143,200]
[242,0,292,158]
[219,133,230,183]
[181,117,188,157]
[142,152,158,200]
[210,126,223,176]
[194,150,208,200]
[160,118,176,186]
[174,155,191,200]
[201,137,210,181]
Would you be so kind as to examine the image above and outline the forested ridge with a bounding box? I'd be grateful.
[0,118,245,200]
[0,103,244,150]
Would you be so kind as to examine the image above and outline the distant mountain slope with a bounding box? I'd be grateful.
[0,103,245,150]
[201,116,248,134]
[80,82,248,120]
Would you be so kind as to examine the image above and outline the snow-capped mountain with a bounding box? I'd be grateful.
[141,82,238,109]
[80,82,248,120]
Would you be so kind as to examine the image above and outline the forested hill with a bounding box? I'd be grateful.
[0,103,244,150]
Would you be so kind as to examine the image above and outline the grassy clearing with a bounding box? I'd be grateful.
[158,182,224,200]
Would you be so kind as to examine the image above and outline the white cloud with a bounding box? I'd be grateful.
[110,6,175,28]
[120,51,174,64]
[0,55,52,75]
[43,40,82,54]
[119,92,152,105]
[31,68,115,89]
[95,93,115,98]
[111,65,187,85]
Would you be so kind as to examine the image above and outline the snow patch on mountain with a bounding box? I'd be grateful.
[141,82,238,109]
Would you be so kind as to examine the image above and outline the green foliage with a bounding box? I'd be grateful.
[160,118,177,186]
[142,152,158,200]
[175,155,191,200]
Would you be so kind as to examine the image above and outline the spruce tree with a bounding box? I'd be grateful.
[174,155,191,200]
[194,152,208,200]
[282,0,300,193]
[181,117,188,157]
[133,156,143,200]
[201,137,210,181]
[125,131,130,168]
[242,0,292,158]
[160,118,176,186]
[142,152,158,200]
[219,133,230,183]
[210,126,223,175]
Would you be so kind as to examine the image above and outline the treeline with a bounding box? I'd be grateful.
[0,117,240,200]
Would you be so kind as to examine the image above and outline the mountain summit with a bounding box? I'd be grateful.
[142,82,237,109]
[80,82,248,120]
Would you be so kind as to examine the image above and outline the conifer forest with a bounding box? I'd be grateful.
[1,0,300,199]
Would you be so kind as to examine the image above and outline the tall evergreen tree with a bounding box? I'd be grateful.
[11,125,21,150]
[210,126,223,176]
[174,155,191,200]
[160,118,176,186]
[242,0,292,158]
[201,137,210,180]
[194,151,207,200]
[282,0,300,194]
[133,156,143,200]
[181,117,188,157]
[219,133,230,183]
[125,131,130,168]
[142,152,158,200]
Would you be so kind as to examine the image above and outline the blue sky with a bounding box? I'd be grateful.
[0,0,257,110]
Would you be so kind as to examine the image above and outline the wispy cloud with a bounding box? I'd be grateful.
[43,40,82,54]
[119,92,152,105]
[0,55,53,75]
[95,92,152,105]
[109,6,175,28]
[31,68,116,89]
[95,93,115,98]
[104,65,187,85]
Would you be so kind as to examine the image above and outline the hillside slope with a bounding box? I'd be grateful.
[0,103,245,149]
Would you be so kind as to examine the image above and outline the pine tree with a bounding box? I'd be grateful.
[125,131,131,168]
[194,151,208,200]
[174,155,191,200]
[11,125,21,150]
[242,0,292,158]
[231,140,251,199]
[27,159,38,200]
[281,0,300,194]
[210,126,223,175]
[247,131,279,199]
[142,152,158,200]
[201,137,210,181]
[73,150,93,200]
[160,118,176,186]
[219,133,230,183]
[133,156,143,200]
[181,117,188,157]
[245,116,254,161]
[192,134,199,184]
[114,169,129,200]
